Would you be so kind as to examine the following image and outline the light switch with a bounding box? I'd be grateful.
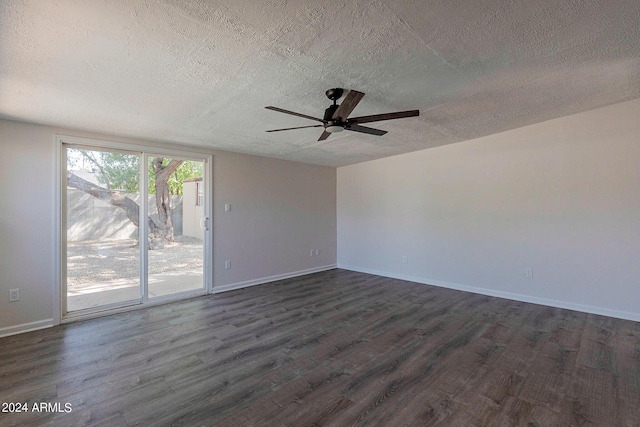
[225,203,231,212]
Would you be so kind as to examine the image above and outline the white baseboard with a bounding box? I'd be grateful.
[337,264,640,323]
[0,319,54,338]
[213,265,337,294]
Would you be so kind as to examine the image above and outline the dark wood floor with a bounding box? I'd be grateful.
[1,269,640,426]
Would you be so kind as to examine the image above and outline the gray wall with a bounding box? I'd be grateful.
[0,120,336,335]
[338,98,640,321]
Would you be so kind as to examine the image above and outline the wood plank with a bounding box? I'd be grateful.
[1,269,640,426]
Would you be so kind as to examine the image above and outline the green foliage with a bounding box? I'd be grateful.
[68,148,203,195]
[99,152,140,192]
[170,160,203,195]
[68,149,140,192]
[148,158,203,195]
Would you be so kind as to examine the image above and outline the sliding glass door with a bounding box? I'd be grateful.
[146,156,206,298]
[65,147,142,312]
[62,140,211,317]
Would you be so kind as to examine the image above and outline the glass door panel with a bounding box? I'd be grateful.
[147,157,205,298]
[65,147,141,312]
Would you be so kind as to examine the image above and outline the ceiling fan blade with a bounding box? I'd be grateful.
[348,109,419,124]
[332,90,365,121]
[265,106,324,123]
[318,130,331,141]
[346,124,388,136]
[266,124,323,132]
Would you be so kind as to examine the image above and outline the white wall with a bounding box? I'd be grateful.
[0,120,336,335]
[338,98,640,321]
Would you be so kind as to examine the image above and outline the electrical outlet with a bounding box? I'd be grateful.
[225,260,231,269]
[9,289,19,302]
[224,203,231,212]
[402,256,408,263]
[315,249,320,256]
[525,268,533,278]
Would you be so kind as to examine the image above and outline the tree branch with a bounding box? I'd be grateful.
[152,158,183,181]
[67,171,157,232]
[79,150,112,192]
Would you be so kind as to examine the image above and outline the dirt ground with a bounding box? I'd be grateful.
[66,235,203,286]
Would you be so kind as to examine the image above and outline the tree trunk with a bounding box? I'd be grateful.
[67,171,158,233]
[151,158,183,242]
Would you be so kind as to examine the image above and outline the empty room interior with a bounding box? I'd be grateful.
[1,1,640,426]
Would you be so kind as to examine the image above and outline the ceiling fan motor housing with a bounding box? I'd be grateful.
[324,104,339,122]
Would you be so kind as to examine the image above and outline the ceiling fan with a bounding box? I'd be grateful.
[265,88,419,141]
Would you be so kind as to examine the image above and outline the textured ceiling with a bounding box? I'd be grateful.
[1,0,639,167]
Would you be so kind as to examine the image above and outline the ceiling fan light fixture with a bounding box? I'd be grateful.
[325,124,344,133]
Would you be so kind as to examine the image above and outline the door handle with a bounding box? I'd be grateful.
[200,217,209,231]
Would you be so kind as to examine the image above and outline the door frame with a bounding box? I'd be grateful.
[54,135,213,325]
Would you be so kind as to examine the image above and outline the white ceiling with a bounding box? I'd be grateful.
[1,0,639,167]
